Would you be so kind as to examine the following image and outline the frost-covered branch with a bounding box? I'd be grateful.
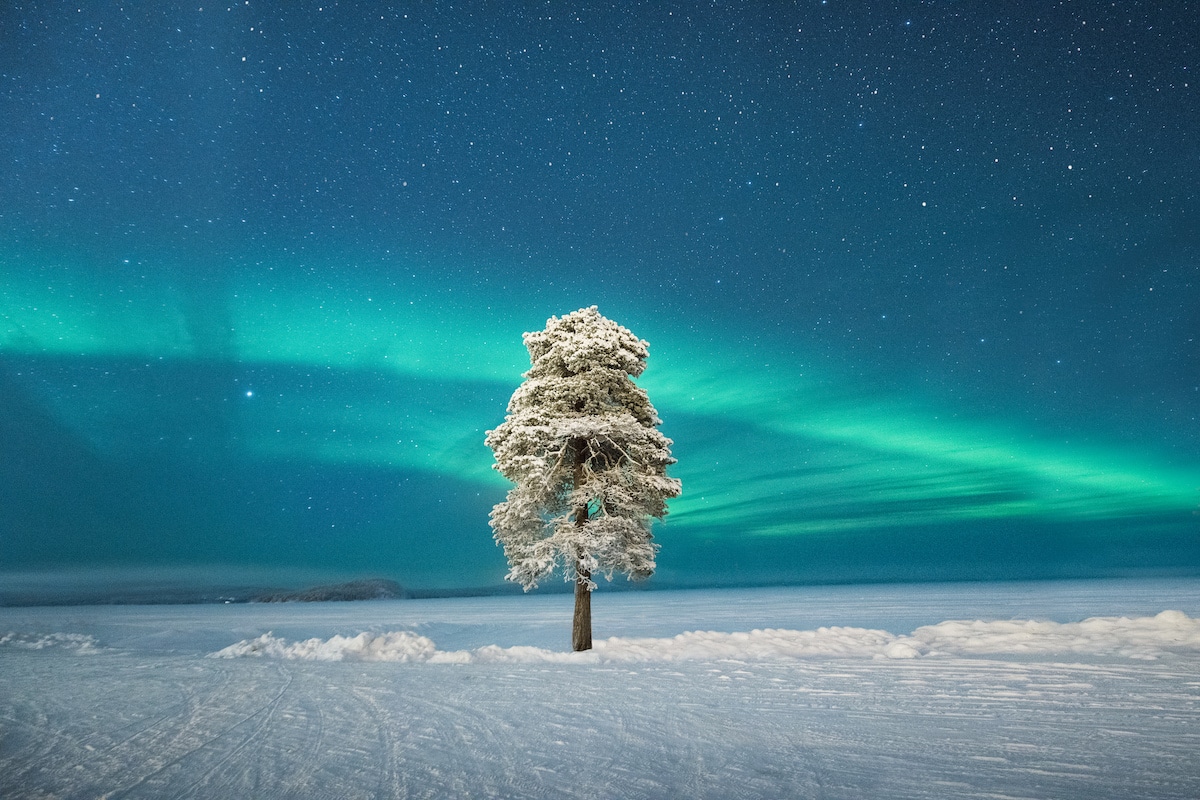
[485,307,681,592]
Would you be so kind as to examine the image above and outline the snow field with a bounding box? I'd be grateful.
[3,582,1200,798]
[3,647,1198,799]
[209,609,1200,663]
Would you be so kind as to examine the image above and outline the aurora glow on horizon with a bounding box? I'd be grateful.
[2,2,1197,596]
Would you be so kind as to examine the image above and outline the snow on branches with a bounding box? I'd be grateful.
[486,307,681,591]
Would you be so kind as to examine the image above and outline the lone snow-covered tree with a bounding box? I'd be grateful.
[485,307,682,651]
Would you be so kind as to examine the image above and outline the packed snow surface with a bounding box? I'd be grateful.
[209,609,1200,664]
[3,580,1200,799]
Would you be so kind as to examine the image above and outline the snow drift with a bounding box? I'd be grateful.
[0,631,101,652]
[208,610,1200,663]
[7,585,1200,800]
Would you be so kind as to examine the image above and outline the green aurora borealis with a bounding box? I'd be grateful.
[2,2,1198,594]
[4,253,1197,590]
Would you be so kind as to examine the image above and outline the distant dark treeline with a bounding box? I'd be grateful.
[0,578,533,607]
[252,578,408,603]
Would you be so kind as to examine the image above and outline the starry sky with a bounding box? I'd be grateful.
[2,1,1198,596]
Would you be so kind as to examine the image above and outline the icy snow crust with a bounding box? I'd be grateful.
[0,630,101,652]
[4,581,1200,799]
[210,609,1200,663]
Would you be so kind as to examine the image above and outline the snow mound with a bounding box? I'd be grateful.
[899,609,1200,661]
[210,631,443,662]
[209,611,1200,663]
[593,626,898,661]
[0,632,102,653]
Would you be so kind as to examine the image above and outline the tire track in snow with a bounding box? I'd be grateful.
[0,702,55,790]
[273,684,326,797]
[348,683,406,799]
[413,674,534,799]
[6,638,1200,799]
[373,675,525,799]
[170,662,297,799]
[102,661,294,798]
[89,660,236,756]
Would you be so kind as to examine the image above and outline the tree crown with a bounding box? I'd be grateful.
[522,305,650,379]
[485,307,680,590]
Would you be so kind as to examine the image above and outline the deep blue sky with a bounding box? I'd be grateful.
[2,1,1197,595]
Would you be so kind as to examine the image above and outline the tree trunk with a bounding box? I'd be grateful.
[571,438,593,652]
[572,567,592,651]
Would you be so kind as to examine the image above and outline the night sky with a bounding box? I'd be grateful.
[2,2,1197,595]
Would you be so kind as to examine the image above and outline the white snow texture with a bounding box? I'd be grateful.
[0,631,101,652]
[5,583,1200,799]
[210,609,1200,663]
[486,307,681,590]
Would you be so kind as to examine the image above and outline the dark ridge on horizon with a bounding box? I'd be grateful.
[252,578,408,603]
[5,566,1199,608]
[0,578,525,608]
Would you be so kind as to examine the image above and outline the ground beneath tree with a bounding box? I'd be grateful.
[3,581,1199,799]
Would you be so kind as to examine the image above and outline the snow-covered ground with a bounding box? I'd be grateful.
[3,580,1200,799]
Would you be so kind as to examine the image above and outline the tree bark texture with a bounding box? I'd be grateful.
[571,438,593,651]
[572,566,592,651]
